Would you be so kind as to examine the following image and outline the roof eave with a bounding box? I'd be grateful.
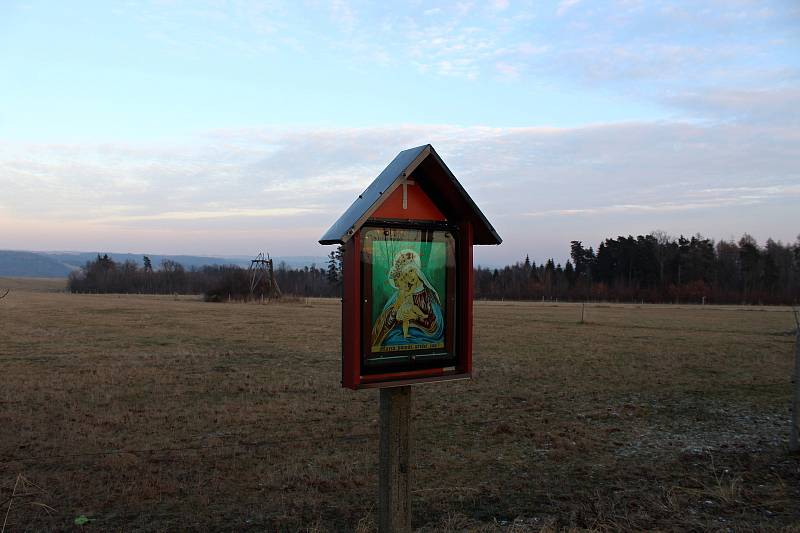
[426,146,502,246]
[318,144,431,244]
[318,144,502,246]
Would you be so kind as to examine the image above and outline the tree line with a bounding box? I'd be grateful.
[475,233,800,305]
[67,254,341,300]
[68,232,800,305]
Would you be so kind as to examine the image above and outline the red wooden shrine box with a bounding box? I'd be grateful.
[320,144,501,389]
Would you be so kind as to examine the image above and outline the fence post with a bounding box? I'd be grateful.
[379,386,412,532]
[791,309,800,453]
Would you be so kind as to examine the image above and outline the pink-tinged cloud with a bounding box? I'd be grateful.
[2,116,798,264]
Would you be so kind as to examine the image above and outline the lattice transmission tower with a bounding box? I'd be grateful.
[248,252,282,301]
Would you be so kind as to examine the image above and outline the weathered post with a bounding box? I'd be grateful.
[790,308,800,453]
[379,386,411,532]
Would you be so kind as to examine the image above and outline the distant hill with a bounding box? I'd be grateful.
[0,250,329,278]
[0,251,74,277]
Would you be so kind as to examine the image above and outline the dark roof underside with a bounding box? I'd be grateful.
[319,144,501,246]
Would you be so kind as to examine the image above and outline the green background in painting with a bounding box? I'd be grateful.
[371,239,446,325]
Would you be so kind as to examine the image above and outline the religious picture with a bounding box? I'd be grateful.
[369,238,447,354]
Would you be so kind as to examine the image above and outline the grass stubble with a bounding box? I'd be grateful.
[0,280,798,531]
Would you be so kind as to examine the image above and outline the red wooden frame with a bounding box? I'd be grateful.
[341,221,474,390]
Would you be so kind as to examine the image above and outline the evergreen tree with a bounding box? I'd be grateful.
[565,261,575,287]
[98,254,115,270]
[326,251,339,285]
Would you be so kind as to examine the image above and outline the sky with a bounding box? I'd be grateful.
[1,0,798,266]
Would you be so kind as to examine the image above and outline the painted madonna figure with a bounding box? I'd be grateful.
[371,249,444,352]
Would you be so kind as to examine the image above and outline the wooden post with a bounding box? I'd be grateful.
[790,309,800,453]
[379,386,411,532]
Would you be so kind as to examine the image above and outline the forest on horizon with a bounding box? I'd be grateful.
[67,231,800,305]
[475,232,799,305]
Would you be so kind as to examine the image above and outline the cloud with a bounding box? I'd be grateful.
[111,0,799,100]
[665,87,800,125]
[523,184,800,218]
[556,0,581,17]
[404,20,494,80]
[491,0,510,11]
[90,207,319,223]
[329,0,357,32]
[2,118,798,260]
[495,61,520,78]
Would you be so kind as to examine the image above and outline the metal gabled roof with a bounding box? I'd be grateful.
[319,144,501,246]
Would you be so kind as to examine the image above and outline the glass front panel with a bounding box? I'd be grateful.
[360,225,457,373]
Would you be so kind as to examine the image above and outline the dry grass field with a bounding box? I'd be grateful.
[1,279,798,531]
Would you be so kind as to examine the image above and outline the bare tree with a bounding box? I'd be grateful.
[0,289,8,300]
[650,229,673,284]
